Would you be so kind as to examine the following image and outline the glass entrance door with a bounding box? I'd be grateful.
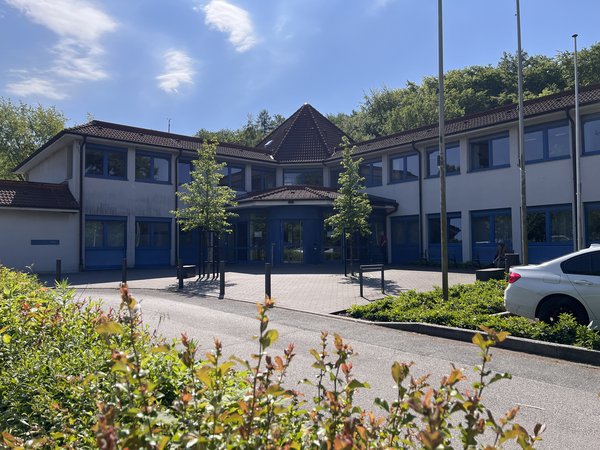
[283,221,303,263]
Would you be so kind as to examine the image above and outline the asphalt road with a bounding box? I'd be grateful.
[78,287,600,449]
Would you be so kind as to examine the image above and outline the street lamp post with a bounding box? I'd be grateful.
[438,0,448,301]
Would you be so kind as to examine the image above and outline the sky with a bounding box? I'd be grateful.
[1,0,599,136]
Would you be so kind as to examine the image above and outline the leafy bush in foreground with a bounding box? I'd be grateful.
[0,268,544,448]
[347,280,600,350]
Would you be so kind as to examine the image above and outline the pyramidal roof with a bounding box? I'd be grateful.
[255,103,351,162]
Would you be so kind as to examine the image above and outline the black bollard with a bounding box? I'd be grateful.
[265,262,272,299]
[178,260,183,290]
[219,261,225,299]
[55,259,62,283]
[359,267,363,297]
[121,258,127,284]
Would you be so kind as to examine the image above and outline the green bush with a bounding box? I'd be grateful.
[1,268,544,448]
[347,280,600,350]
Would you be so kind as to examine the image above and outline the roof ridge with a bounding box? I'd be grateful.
[306,105,336,157]
[270,105,307,158]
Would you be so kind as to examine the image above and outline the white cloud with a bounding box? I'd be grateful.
[6,77,67,100]
[201,0,257,52]
[4,0,117,97]
[156,50,195,93]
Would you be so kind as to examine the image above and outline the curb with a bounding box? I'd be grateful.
[368,321,600,367]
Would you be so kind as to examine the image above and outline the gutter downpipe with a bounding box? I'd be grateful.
[78,136,87,271]
[175,150,181,264]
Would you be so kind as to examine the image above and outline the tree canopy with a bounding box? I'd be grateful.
[0,98,66,180]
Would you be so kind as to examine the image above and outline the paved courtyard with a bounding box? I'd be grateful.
[43,265,476,314]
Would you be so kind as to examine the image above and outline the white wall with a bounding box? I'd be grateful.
[27,145,71,184]
[0,209,79,273]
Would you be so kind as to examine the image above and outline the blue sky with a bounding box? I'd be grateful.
[1,0,599,136]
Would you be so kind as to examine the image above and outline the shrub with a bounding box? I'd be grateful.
[347,280,600,350]
[1,269,544,448]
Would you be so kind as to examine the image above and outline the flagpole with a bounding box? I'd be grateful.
[516,0,528,265]
[438,0,448,300]
[573,34,583,250]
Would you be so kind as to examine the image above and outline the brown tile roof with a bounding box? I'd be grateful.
[236,185,397,208]
[255,104,351,162]
[0,180,79,210]
[350,83,600,156]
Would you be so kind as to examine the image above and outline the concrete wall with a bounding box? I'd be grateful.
[0,209,78,273]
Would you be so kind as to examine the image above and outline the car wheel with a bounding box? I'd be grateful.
[537,296,589,326]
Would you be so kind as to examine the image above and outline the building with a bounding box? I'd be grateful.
[2,85,600,272]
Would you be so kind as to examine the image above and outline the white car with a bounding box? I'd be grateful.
[504,244,600,328]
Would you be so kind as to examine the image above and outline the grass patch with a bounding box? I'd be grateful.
[347,280,600,350]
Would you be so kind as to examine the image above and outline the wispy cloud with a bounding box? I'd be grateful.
[156,50,195,93]
[4,0,117,99]
[200,0,257,52]
[6,77,67,100]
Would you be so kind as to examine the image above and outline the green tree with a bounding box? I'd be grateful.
[0,98,66,180]
[325,137,372,275]
[172,140,238,264]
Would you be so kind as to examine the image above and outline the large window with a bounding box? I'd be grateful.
[85,217,126,249]
[136,151,170,183]
[429,213,462,244]
[283,169,323,186]
[330,166,343,189]
[251,166,276,191]
[85,144,127,179]
[471,210,512,245]
[178,159,192,185]
[219,164,245,190]
[135,219,170,249]
[527,205,573,243]
[582,114,600,155]
[360,159,383,186]
[427,144,460,177]
[524,122,570,163]
[469,134,510,171]
[390,153,419,183]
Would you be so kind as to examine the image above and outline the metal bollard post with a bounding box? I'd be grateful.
[381,266,385,294]
[55,259,62,283]
[178,260,183,290]
[265,263,272,299]
[121,258,127,285]
[219,261,225,299]
[359,267,363,298]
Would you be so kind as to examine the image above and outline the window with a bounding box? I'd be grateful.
[390,153,419,183]
[219,164,245,190]
[585,203,600,244]
[524,122,570,163]
[251,166,276,191]
[429,213,462,244]
[85,217,126,249]
[85,144,127,179]
[330,166,343,189]
[360,159,383,186]
[562,252,600,276]
[427,144,460,177]
[178,159,192,185]
[471,210,512,244]
[136,151,170,183]
[283,169,323,186]
[583,114,600,155]
[135,219,170,248]
[527,206,573,243]
[469,134,509,171]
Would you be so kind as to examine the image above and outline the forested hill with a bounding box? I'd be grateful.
[197,42,600,145]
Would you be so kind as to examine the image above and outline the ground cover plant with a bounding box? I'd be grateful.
[347,280,600,350]
[0,267,545,448]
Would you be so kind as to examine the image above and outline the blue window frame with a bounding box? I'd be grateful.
[360,159,383,186]
[136,151,171,183]
[330,166,343,189]
[527,205,573,244]
[251,166,275,191]
[135,218,171,249]
[283,168,323,186]
[85,144,127,179]
[524,121,570,163]
[469,133,510,171]
[471,209,512,264]
[218,163,245,190]
[585,202,600,245]
[428,212,462,244]
[178,158,192,185]
[390,153,418,183]
[85,216,127,249]
[582,114,600,155]
[426,144,460,177]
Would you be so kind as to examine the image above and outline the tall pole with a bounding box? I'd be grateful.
[438,0,448,300]
[573,34,584,250]
[516,0,528,265]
